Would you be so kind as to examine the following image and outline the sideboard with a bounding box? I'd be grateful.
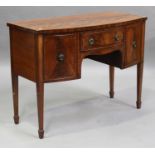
[7,12,147,138]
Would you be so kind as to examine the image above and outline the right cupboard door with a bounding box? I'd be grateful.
[125,23,142,66]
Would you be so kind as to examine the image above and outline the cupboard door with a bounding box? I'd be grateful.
[125,23,141,66]
[44,34,78,82]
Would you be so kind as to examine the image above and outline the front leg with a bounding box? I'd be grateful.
[136,62,144,109]
[36,82,44,139]
[35,34,44,138]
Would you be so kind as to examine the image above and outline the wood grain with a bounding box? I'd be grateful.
[80,27,124,51]
[125,23,141,66]
[44,33,78,82]
[10,28,36,81]
[7,12,147,33]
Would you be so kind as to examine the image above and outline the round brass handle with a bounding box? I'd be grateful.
[88,38,95,46]
[57,53,65,62]
[114,34,120,41]
[133,41,137,48]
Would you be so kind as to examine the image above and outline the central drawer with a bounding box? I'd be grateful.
[80,28,124,51]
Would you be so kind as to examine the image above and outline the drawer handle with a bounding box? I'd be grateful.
[114,34,120,41]
[132,41,137,48]
[88,38,95,46]
[57,53,65,62]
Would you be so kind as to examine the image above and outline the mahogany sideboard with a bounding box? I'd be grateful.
[7,12,147,139]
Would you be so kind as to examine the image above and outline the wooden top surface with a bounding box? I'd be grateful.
[7,12,147,33]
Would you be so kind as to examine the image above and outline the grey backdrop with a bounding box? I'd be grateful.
[0,7,155,147]
[0,6,155,67]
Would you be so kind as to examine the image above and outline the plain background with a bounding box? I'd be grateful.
[0,6,155,147]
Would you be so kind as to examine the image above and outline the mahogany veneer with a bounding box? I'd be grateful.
[7,12,147,139]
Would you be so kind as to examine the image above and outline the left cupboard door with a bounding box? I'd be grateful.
[44,33,78,82]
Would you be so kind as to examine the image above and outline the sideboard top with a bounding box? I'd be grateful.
[7,12,147,33]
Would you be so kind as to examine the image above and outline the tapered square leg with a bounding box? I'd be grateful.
[109,66,114,98]
[12,74,19,124]
[137,62,144,109]
[36,82,44,139]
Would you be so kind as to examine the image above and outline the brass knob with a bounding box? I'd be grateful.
[114,34,120,41]
[57,53,65,62]
[88,38,95,46]
[132,41,137,48]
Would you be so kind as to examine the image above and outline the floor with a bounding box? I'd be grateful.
[0,59,155,147]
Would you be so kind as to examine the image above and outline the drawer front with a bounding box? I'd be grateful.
[125,23,141,66]
[80,28,124,51]
[44,34,77,81]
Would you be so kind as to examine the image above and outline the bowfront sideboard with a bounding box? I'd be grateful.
[7,12,147,139]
